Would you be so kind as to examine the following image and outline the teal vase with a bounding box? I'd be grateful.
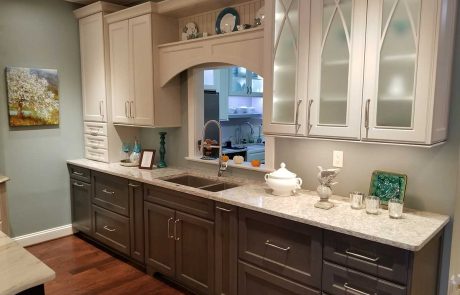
[158,132,167,168]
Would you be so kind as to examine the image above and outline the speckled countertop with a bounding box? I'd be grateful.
[67,158,449,251]
[0,231,55,295]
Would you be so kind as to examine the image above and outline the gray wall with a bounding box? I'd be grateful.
[0,0,84,237]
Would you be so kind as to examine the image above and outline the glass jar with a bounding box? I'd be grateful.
[388,198,404,219]
[349,192,365,209]
[365,196,380,215]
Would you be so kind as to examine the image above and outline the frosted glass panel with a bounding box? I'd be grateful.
[229,67,247,94]
[251,72,264,93]
[377,0,420,128]
[319,0,351,125]
[272,0,298,124]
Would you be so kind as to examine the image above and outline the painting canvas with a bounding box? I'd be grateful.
[6,67,59,127]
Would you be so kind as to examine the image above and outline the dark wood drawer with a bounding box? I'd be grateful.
[144,185,214,220]
[93,205,130,255]
[238,261,320,295]
[322,261,407,295]
[323,231,410,285]
[68,164,91,183]
[92,171,129,216]
[238,208,322,288]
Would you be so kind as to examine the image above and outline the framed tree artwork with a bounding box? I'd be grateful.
[5,67,60,127]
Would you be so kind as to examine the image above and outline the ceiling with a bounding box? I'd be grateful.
[64,0,160,5]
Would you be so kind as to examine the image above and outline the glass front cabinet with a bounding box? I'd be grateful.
[264,0,457,145]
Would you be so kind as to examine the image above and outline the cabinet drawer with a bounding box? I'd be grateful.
[84,134,108,149]
[238,209,322,288]
[93,205,130,255]
[93,171,129,216]
[84,121,107,136]
[68,164,91,183]
[322,261,407,295]
[238,261,320,295]
[323,231,410,285]
[85,146,108,163]
[144,185,214,220]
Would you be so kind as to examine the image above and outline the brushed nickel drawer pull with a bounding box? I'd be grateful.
[216,206,232,212]
[294,99,303,134]
[344,283,371,295]
[265,240,290,251]
[73,182,84,187]
[345,249,380,262]
[167,217,174,239]
[174,219,181,241]
[73,171,84,176]
[128,183,141,188]
[103,225,116,232]
[102,189,115,195]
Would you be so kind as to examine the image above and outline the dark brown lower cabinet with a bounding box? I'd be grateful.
[175,211,215,294]
[70,179,92,235]
[238,261,321,295]
[93,205,130,255]
[144,201,215,295]
[322,261,407,295]
[215,202,238,295]
[144,201,176,277]
[129,181,144,264]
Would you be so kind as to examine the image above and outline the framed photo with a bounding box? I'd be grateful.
[139,149,156,170]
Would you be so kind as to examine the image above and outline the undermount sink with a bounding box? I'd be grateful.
[163,175,239,192]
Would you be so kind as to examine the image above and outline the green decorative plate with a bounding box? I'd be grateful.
[369,170,407,205]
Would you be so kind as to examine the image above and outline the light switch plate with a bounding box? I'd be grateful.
[333,151,343,168]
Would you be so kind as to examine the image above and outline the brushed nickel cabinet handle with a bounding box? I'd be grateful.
[102,188,115,195]
[174,219,181,241]
[103,225,116,232]
[294,99,303,134]
[99,100,103,117]
[345,249,380,262]
[167,217,174,239]
[128,183,140,188]
[365,99,371,137]
[265,240,290,251]
[307,99,313,134]
[73,171,84,176]
[73,182,84,187]
[216,206,232,212]
[129,101,134,118]
[344,283,371,295]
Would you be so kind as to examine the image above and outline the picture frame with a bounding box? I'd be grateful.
[139,149,156,170]
[369,170,407,206]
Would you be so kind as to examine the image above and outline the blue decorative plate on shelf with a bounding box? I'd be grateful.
[369,170,407,205]
[215,7,240,34]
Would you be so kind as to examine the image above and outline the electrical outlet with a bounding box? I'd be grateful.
[333,151,343,168]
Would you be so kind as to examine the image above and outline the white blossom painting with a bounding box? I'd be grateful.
[6,67,59,127]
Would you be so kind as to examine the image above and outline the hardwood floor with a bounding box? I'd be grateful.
[26,235,189,295]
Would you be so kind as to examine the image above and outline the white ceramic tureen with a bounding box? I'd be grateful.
[265,163,302,196]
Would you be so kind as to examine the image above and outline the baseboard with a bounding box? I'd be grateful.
[13,224,75,247]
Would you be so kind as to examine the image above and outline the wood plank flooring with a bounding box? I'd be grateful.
[26,235,188,295]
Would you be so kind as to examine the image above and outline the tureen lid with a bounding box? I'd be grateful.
[268,163,297,179]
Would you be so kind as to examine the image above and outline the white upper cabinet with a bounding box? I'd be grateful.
[362,0,456,144]
[79,13,108,122]
[263,0,309,135]
[307,0,367,140]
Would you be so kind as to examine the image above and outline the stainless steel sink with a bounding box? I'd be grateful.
[163,175,239,192]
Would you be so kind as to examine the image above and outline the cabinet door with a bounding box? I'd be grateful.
[248,71,263,97]
[109,20,131,124]
[129,14,154,126]
[129,182,144,264]
[215,203,238,295]
[307,0,366,139]
[70,179,92,235]
[79,13,107,122]
[229,67,249,96]
[363,0,435,143]
[263,0,309,135]
[175,211,215,295]
[144,202,176,277]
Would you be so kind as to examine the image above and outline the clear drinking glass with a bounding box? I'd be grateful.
[388,198,404,219]
[349,192,365,209]
[365,196,380,215]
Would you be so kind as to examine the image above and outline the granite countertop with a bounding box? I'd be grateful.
[67,158,450,251]
[0,231,55,295]
[0,175,9,184]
